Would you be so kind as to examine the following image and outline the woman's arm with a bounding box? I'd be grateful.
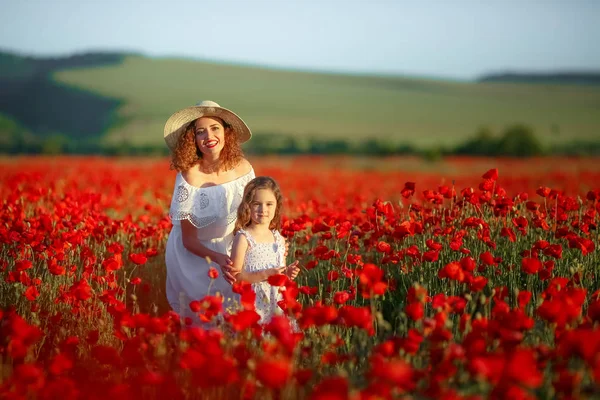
[180,220,235,282]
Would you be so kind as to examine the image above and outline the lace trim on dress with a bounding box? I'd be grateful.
[171,212,218,229]
[169,169,255,229]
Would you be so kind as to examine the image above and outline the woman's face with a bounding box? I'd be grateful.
[193,117,226,158]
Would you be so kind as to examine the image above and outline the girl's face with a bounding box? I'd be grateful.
[194,117,226,158]
[250,189,277,227]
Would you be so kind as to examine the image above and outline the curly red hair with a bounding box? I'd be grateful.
[234,176,283,234]
[169,118,244,172]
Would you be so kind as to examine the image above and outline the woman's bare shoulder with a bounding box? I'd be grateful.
[181,166,206,187]
[235,158,253,176]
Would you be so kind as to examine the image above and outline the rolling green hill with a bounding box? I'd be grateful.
[53,56,600,148]
[0,51,124,142]
[2,52,600,151]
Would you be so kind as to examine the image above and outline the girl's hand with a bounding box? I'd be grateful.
[212,253,236,284]
[285,260,300,280]
[266,266,287,277]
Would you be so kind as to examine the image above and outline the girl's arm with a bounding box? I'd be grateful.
[237,266,287,284]
[230,232,249,275]
[181,220,235,282]
[231,233,286,283]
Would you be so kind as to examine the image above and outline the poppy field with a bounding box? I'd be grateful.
[1,155,600,399]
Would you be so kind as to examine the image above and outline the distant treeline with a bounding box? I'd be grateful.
[478,72,600,86]
[2,124,599,158]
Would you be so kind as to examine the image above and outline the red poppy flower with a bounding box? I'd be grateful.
[376,241,391,254]
[517,290,532,308]
[460,256,476,271]
[368,354,415,391]
[470,354,505,384]
[334,291,350,304]
[506,349,543,388]
[128,252,147,265]
[405,302,424,321]
[401,182,416,198]
[24,285,40,301]
[130,277,141,285]
[479,251,497,267]
[358,263,387,298]
[48,259,66,276]
[423,250,439,263]
[208,267,219,279]
[255,358,292,389]
[405,245,420,259]
[102,255,122,272]
[265,316,299,354]
[400,329,423,355]
[327,270,340,281]
[521,258,542,274]
[268,273,288,286]
[189,300,201,313]
[438,262,464,282]
[500,227,516,242]
[426,239,443,251]
[536,186,551,197]
[338,305,373,334]
[69,278,93,301]
[227,309,260,331]
[15,260,33,271]
[482,168,498,181]
[469,276,488,292]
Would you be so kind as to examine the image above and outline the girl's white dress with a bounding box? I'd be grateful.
[236,229,287,324]
[165,168,255,324]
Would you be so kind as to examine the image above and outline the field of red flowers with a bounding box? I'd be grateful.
[1,155,600,399]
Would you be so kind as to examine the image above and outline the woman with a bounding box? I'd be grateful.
[163,100,255,325]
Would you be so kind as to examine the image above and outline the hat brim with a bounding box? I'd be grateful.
[163,105,252,151]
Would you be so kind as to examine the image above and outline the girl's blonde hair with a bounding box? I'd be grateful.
[234,176,283,233]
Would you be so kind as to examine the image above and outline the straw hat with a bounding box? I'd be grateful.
[163,100,252,150]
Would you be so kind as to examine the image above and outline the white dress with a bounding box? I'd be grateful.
[236,229,286,324]
[165,168,255,324]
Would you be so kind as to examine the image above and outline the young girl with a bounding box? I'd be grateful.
[230,176,300,324]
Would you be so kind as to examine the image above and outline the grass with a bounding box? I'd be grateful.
[52,56,600,148]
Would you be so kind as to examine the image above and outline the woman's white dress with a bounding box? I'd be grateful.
[165,168,255,324]
[235,229,286,324]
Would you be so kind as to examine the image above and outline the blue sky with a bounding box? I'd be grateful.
[0,0,598,79]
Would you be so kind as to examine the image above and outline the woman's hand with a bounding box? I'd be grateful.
[211,253,236,284]
[285,260,300,280]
